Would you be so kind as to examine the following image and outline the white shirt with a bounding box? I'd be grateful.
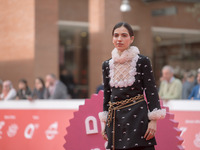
[0,88,17,100]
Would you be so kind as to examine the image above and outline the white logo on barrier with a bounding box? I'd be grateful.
[194,132,200,148]
[179,127,187,136]
[24,123,39,139]
[4,115,16,120]
[32,115,39,120]
[91,148,100,150]
[45,122,58,140]
[7,124,18,138]
[85,116,98,134]
[0,121,5,139]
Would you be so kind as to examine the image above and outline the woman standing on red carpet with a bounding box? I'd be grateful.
[99,22,166,150]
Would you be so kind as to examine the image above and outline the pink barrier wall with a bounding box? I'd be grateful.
[171,111,200,150]
[1,92,200,150]
[64,91,184,150]
[0,107,76,150]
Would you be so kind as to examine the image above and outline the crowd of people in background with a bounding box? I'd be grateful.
[0,73,71,101]
[97,65,200,100]
[1,66,200,101]
[158,66,200,100]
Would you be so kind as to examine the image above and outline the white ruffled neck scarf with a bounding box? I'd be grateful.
[109,46,140,88]
[111,46,140,63]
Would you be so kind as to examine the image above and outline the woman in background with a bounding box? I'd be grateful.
[0,80,16,100]
[16,79,32,100]
[32,77,46,99]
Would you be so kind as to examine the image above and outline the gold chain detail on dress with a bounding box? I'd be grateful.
[107,94,145,150]
[107,94,144,127]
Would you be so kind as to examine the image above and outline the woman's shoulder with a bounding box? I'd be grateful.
[137,54,151,65]
[102,58,111,68]
[138,54,149,60]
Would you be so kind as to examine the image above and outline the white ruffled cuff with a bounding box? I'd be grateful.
[148,108,166,120]
[98,111,108,122]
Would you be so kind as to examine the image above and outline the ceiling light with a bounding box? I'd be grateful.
[120,0,131,12]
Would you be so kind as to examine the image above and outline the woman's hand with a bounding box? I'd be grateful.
[144,120,157,140]
[102,130,108,141]
[101,122,108,141]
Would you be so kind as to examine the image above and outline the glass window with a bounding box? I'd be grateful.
[59,24,89,98]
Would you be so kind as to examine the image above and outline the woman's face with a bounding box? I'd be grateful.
[18,82,26,90]
[3,83,10,93]
[112,26,134,52]
[35,79,43,90]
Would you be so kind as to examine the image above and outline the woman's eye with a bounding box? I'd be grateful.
[122,34,128,37]
[114,34,119,37]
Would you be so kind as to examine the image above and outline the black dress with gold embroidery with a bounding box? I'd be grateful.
[102,48,164,149]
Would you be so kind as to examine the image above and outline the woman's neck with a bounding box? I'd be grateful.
[117,50,125,56]
[112,46,140,63]
[118,50,122,56]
